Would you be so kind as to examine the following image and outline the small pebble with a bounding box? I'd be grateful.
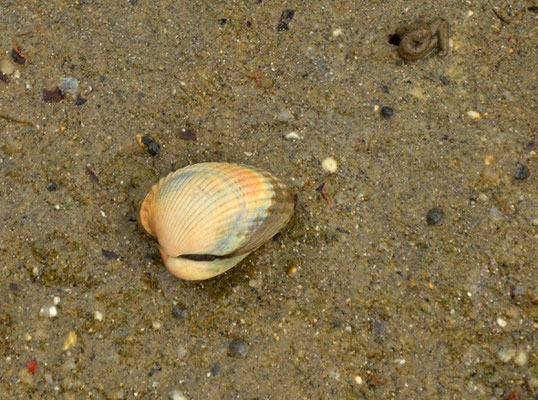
[354,376,363,385]
[321,157,338,173]
[62,331,77,350]
[169,390,187,400]
[380,106,394,118]
[514,350,528,366]
[172,305,188,320]
[59,77,79,98]
[439,75,449,85]
[18,368,33,385]
[1,59,15,75]
[152,321,161,330]
[285,132,300,140]
[39,305,58,318]
[47,182,58,191]
[426,207,444,226]
[276,109,293,122]
[496,317,507,328]
[497,347,516,362]
[332,28,343,37]
[466,110,481,120]
[94,311,104,321]
[228,338,248,357]
[478,193,488,202]
[514,163,530,180]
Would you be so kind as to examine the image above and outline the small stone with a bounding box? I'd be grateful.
[59,77,79,98]
[172,305,188,320]
[18,368,33,385]
[285,132,300,140]
[40,305,58,318]
[179,128,197,141]
[514,163,530,180]
[497,347,516,362]
[169,389,187,400]
[478,193,488,202]
[354,376,363,385]
[380,106,394,118]
[228,338,248,357]
[513,350,528,366]
[47,182,58,191]
[53,296,61,305]
[439,75,449,85]
[321,157,338,173]
[332,28,343,37]
[152,321,161,330]
[466,110,481,120]
[496,317,507,328]
[426,208,444,226]
[74,96,87,106]
[94,311,104,321]
[1,59,15,75]
[276,109,293,122]
[248,278,262,288]
[62,331,77,350]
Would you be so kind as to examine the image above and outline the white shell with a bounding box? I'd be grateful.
[140,163,295,280]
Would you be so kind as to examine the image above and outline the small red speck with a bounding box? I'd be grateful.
[26,361,37,374]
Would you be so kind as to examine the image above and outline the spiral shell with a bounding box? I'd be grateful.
[139,162,295,280]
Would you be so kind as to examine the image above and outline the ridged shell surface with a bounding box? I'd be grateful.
[140,163,295,280]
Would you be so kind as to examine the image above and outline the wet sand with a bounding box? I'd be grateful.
[1,1,536,399]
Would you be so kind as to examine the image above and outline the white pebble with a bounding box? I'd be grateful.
[478,193,488,202]
[244,152,253,157]
[169,389,187,400]
[497,347,515,362]
[332,28,343,37]
[152,321,161,330]
[40,305,58,318]
[513,350,528,366]
[354,376,363,385]
[496,317,507,328]
[466,110,481,120]
[285,132,300,140]
[321,157,338,173]
[53,296,61,305]
[344,326,352,333]
[94,311,104,321]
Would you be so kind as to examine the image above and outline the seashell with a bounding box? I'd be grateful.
[139,162,295,280]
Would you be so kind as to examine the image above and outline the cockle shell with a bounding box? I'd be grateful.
[139,162,295,280]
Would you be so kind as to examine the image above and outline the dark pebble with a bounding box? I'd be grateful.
[47,182,58,191]
[228,338,248,357]
[514,163,530,180]
[381,84,389,93]
[277,9,295,31]
[380,106,394,118]
[426,208,444,226]
[172,305,188,320]
[395,59,404,66]
[102,249,118,260]
[179,128,197,141]
[439,75,449,85]
[218,18,227,25]
[75,96,87,106]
